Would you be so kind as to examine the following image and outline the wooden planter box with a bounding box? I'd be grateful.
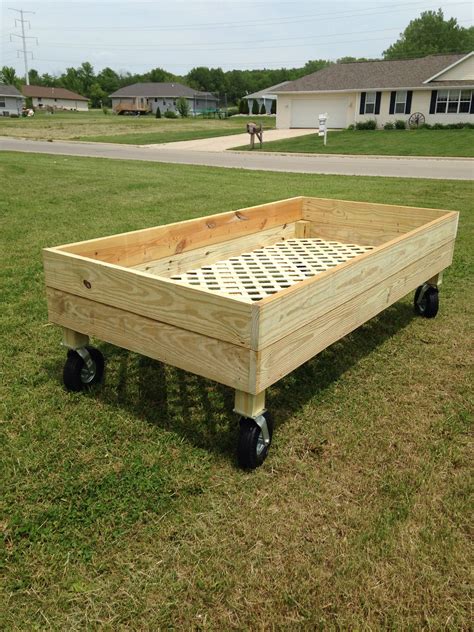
[43,197,458,464]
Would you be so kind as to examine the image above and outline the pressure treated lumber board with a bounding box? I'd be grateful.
[43,249,254,348]
[255,213,458,350]
[46,288,253,391]
[59,197,303,267]
[302,197,451,246]
[134,222,296,278]
[255,240,455,391]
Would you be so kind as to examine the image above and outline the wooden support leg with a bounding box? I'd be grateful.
[234,390,266,418]
[62,327,89,350]
[427,271,443,288]
[294,220,311,238]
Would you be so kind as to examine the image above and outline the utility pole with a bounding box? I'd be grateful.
[9,8,38,85]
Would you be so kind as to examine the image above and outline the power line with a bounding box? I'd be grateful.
[8,7,38,84]
[25,1,472,31]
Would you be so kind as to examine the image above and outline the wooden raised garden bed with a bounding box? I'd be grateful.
[43,196,459,468]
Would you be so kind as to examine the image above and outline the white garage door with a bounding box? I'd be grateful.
[290,97,348,128]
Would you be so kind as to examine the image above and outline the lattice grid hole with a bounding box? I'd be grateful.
[171,238,373,301]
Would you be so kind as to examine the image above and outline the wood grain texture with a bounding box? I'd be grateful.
[255,241,455,392]
[62,328,89,349]
[58,197,303,267]
[256,214,458,350]
[134,223,296,278]
[294,220,311,238]
[47,288,253,391]
[43,249,254,348]
[302,197,453,246]
[234,390,266,417]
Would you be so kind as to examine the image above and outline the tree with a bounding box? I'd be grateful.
[176,96,190,117]
[241,99,249,115]
[270,99,276,115]
[89,82,106,108]
[260,103,266,114]
[28,69,42,85]
[146,67,175,83]
[251,99,259,115]
[383,9,474,59]
[0,66,21,88]
[155,106,161,118]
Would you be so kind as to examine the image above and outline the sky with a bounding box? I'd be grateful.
[1,0,472,77]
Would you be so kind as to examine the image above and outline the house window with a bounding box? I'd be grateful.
[436,89,472,114]
[0,99,5,108]
[364,91,376,114]
[395,90,407,114]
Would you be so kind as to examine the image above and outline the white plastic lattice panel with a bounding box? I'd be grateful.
[171,238,373,301]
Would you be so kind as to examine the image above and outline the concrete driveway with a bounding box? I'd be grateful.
[1,137,473,180]
[146,128,312,151]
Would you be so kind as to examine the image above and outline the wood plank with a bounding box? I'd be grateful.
[256,214,458,350]
[62,328,89,349]
[47,288,253,391]
[58,197,304,267]
[134,222,296,278]
[255,241,455,392]
[234,390,266,417]
[302,197,453,246]
[294,220,311,238]
[43,249,254,348]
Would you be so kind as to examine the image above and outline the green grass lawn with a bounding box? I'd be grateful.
[0,109,275,144]
[234,128,474,157]
[1,152,472,629]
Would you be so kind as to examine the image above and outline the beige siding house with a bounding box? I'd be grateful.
[0,84,24,116]
[109,83,218,115]
[275,52,474,129]
[22,85,89,111]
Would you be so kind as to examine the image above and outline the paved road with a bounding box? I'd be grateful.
[1,137,473,180]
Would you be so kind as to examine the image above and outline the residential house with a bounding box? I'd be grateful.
[0,84,24,116]
[274,52,474,129]
[22,85,89,111]
[243,81,290,114]
[109,82,218,115]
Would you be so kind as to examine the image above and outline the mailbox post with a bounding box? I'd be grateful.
[247,122,263,149]
[318,113,328,146]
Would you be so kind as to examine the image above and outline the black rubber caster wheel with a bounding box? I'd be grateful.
[63,346,105,392]
[237,411,273,470]
[414,285,439,318]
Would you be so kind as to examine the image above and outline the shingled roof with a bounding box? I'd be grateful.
[275,53,472,92]
[22,85,88,100]
[110,82,217,99]
[0,83,24,97]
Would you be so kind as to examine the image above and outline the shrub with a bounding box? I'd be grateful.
[432,122,444,130]
[102,106,109,115]
[347,123,355,130]
[226,106,239,117]
[241,99,249,115]
[271,99,276,115]
[419,123,432,129]
[164,110,177,119]
[238,99,245,114]
[355,120,376,130]
[383,121,395,130]
[395,119,406,129]
[260,103,266,115]
[251,100,259,115]
[176,96,190,118]
[155,106,161,118]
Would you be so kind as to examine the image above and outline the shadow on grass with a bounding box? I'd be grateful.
[64,300,417,463]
